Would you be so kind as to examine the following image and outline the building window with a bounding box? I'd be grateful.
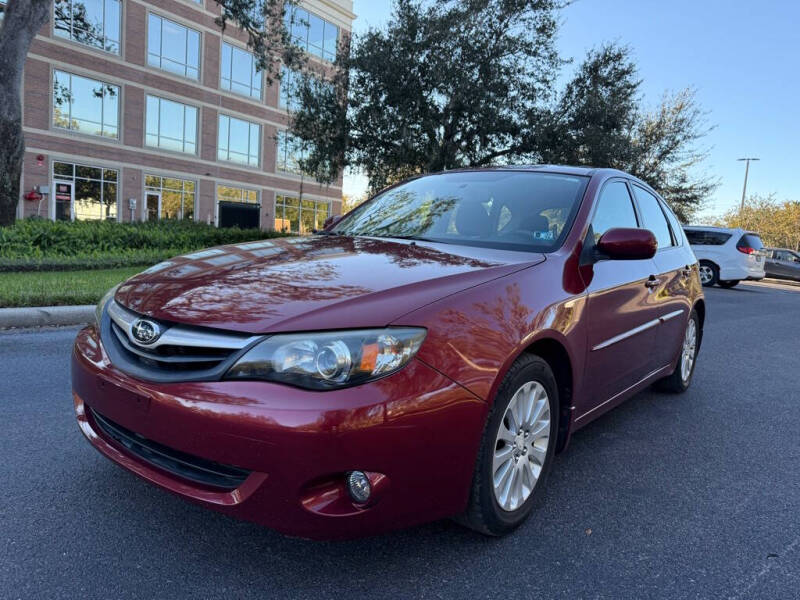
[220,42,262,99]
[145,95,198,154]
[53,161,118,221]
[274,195,329,233]
[53,70,119,139]
[285,6,339,62]
[218,114,261,166]
[144,175,196,220]
[54,0,121,54]
[279,66,296,111]
[147,13,201,80]
[276,130,310,175]
[217,185,260,229]
[218,185,258,205]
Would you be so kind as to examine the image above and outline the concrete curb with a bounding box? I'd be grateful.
[763,277,800,288]
[0,305,94,329]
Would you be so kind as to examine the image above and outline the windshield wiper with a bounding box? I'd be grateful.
[313,229,341,236]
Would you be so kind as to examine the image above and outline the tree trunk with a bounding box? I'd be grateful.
[0,0,53,226]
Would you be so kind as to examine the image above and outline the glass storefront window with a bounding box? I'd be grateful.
[274,195,330,234]
[144,175,196,220]
[53,161,118,221]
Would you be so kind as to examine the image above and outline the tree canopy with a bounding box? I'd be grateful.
[289,1,718,220]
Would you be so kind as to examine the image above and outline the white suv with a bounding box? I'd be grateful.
[683,226,766,288]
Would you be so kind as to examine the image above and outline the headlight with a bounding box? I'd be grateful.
[95,284,120,326]
[224,328,427,390]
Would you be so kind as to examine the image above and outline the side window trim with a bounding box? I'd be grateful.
[629,182,676,252]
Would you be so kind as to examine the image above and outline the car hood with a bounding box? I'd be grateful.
[115,236,544,334]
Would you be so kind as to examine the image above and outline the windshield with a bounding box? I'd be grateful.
[333,171,589,252]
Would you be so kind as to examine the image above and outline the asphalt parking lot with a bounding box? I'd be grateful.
[1,282,798,599]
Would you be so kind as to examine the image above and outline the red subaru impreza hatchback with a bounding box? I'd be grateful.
[73,166,704,539]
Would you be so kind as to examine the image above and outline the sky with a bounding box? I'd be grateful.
[343,0,800,220]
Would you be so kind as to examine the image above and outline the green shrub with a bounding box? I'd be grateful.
[0,219,294,271]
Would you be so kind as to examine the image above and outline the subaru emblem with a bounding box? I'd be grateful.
[131,319,161,345]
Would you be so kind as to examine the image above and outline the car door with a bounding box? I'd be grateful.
[630,184,692,372]
[787,252,800,281]
[776,250,800,280]
[581,180,661,415]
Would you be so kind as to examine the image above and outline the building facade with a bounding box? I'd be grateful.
[15,0,353,232]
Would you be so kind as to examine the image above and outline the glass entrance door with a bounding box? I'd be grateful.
[53,180,74,221]
[145,192,161,221]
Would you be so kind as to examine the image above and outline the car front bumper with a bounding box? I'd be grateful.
[72,326,487,539]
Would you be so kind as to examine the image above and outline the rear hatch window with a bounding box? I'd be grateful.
[737,233,765,256]
[738,234,764,251]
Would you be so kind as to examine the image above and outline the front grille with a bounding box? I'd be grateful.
[90,407,251,490]
[100,300,260,383]
[110,323,232,371]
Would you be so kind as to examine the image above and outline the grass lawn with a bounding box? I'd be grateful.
[0,267,144,308]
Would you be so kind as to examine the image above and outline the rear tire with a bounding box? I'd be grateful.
[698,261,718,287]
[459,354,558,536]
[656,310,700,393]
[718,280,739,288]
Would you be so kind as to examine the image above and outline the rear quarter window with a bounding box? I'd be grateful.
[684,230,732,245]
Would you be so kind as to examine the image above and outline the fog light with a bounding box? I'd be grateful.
[346,470,371,504]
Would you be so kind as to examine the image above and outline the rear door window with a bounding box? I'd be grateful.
[591,180,639,242]
[632,185,673,250]
[684,230,732,245]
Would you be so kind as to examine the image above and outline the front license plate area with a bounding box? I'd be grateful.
[96,376,151,413]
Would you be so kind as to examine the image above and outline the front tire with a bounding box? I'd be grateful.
[698,261,719,287]
[656,310,700,393]
[459,354,558,536]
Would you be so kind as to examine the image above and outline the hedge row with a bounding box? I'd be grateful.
[0,219,293,271]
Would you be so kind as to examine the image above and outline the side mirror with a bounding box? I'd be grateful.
[596,228,657,261]
[323,215,344,230]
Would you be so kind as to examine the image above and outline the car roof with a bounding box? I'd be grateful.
[441,164,636,178]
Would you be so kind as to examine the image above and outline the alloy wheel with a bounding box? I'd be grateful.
[698,265,713,285]
[680,318,698,382]
[492,381,551,512]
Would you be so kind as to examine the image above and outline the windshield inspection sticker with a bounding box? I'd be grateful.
[533,230,555,241]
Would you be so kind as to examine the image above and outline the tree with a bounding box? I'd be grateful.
[341,193,367,214]
[0,0,301,226]
[0,0,52,226]
[716,195,800,251]
[291,0,564,193]
[540,44,717,221]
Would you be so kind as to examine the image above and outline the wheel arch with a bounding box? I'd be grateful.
[522,337,574,454]
[693,298,706,350]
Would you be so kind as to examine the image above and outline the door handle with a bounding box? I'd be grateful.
[645,276,661,289]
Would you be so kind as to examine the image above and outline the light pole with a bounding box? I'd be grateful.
[737,157,760,212]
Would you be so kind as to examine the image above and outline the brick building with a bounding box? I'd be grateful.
[12,0,353,232]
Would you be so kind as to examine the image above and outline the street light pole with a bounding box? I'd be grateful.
[737,157,760,212]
